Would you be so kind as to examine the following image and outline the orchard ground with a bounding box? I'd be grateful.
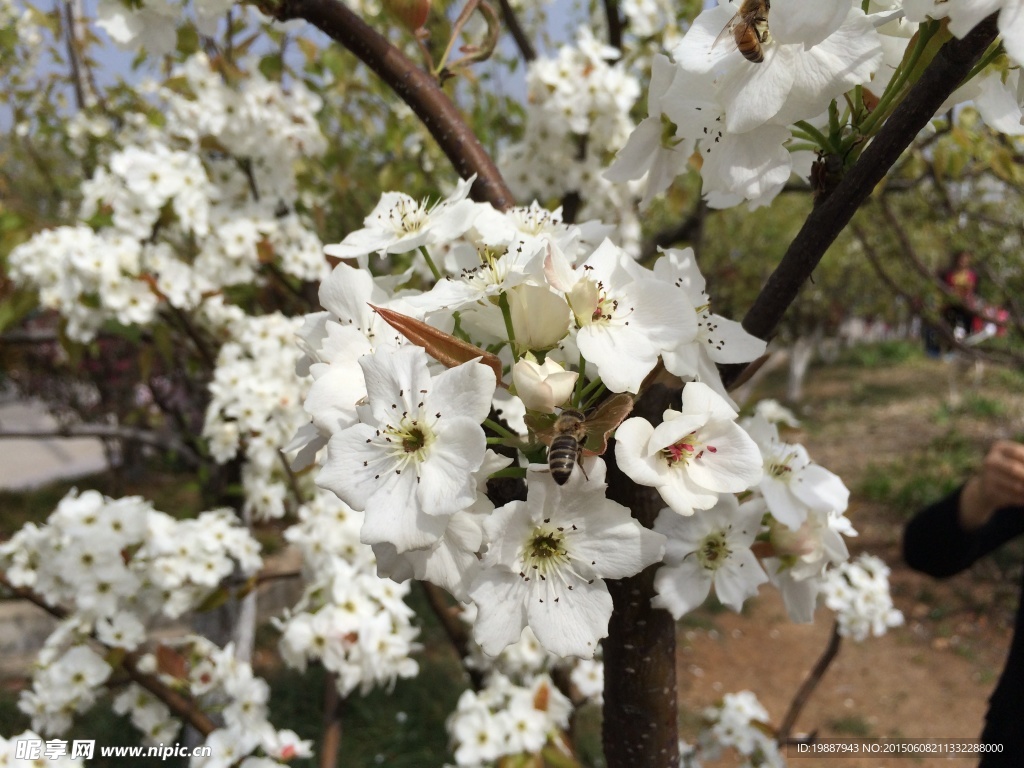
[2,340,1023,767]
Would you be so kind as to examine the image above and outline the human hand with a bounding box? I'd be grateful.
[959,440,1024,530]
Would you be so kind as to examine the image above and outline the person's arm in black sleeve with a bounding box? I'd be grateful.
[904,440,1024,578]
[904,485,1024,578]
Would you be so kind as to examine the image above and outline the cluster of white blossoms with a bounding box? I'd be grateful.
[681,690,785,768]
[273,490,421,697]
[203,311,312,519]
[500,27,642,241]
[446,672,572,767]
[822,553,905,641]
[127,636,313,768]
[295,180,868,665]
[8,52,327,342]
[607,0,1024,209]
[0,731,85,767]
[0,490,262,737]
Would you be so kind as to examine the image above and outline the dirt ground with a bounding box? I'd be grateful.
[675,352,1024,768]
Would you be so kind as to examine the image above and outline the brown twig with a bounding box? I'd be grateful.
[722,15,1000,388]
[319,673,343,768]
[776,621,842,742]
[602,0,623,52]
[265,0,514,210]
[496,0,535,62]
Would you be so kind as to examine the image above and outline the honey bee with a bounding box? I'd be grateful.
[714,0,771,63]
[548,409,589,485]
[526,393,635,486]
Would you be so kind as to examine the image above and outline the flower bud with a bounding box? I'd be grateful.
[513,357,577,413]
[507,284,571,351]
[382,0,431,32]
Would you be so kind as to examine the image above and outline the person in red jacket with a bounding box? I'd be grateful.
[904,440,1024,766]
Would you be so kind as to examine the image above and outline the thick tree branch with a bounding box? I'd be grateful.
[602,377,680,768]
[266,0,515,210]
[723,15,999,387]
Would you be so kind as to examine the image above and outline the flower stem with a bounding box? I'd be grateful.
[498,291,519,362]
[419,245,442,281]
[488,466,527,479]
[484,418,516,439]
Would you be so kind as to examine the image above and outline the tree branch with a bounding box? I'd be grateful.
[776,621,842,741]
[722,14,999,387]
[0,574,217,736]
[0,425,201,466]
[266,0,515,210]
[495,0,535,62]
[602,0,624,52]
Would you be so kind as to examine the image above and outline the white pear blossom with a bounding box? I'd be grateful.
[317,346,496,552]
[822,554,904,640]
[546,239,698,393]
[947,0,1024,67]
[652,494,768,617]
[468,462,665,658]
[743,413,850,529]
[671,4,883,134]
[605,54,694,208]
[615,382,764,515]
[323,176,479,259]
[654,247,767,395]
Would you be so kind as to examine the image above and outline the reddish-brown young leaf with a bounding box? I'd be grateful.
[369,304,505,384]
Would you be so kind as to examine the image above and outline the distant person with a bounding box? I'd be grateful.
[904,440,1024,767]
[940,250,979,339]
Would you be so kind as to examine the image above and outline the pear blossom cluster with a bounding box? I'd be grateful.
[500,27,642,239]
[0,490,261,625]
[681,690,785,768]
[273,489,421,697]
[0,490,268,745]
[446,672,572,767]
[8,51,327,342]
[202,312,311,519]
[607,0,1024,210]
[139,636,313,767]
[0,731,85,767]
[296,182,872,660]
[275,549,421,697]
[822,553,905,641]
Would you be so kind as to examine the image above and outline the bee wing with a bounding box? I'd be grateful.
[581,393,635,456]
[524,412,558,446]
[712,9,741,50]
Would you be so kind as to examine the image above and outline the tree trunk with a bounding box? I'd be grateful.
[602,378,680,768]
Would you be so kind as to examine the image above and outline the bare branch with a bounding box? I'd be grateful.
[777,621,842,741]
[495,0,535,62]
[319,674,343,768]
[602,0,624,52]
[265,0,515,210]
[0,425,201,466]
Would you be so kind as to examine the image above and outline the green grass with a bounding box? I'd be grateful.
[832,340,922,369]
[0,467,204,538]
[828,715,873,737]
[857,430,979,515]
